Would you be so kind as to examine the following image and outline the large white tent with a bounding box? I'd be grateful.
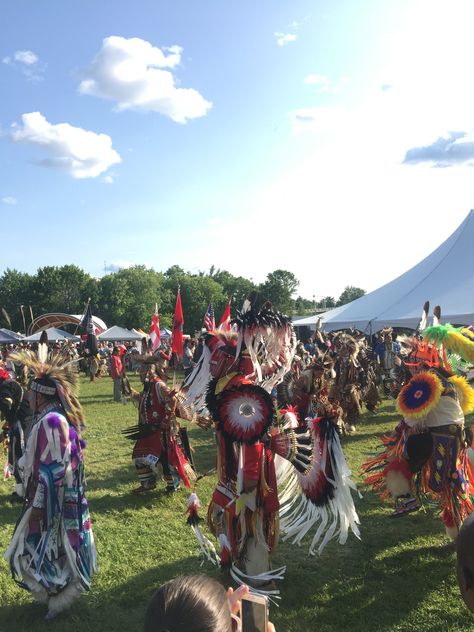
[294,210,474,334]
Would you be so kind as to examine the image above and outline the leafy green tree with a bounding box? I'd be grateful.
[164,273,226,334]
[258,269,299,314]
[0,269,34,332]
[336,286,366,306]
[30,265,98,316]
[212,270,257,315]
[98,266,170,329]
[316,296,336,309]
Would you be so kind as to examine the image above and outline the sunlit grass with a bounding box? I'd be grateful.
[0,376,473,631]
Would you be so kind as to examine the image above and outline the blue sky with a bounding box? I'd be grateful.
[2,0,474,300]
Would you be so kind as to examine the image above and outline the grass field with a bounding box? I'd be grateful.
[1,374,473,631]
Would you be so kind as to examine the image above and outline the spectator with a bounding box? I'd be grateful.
[304,336,316,356]
[183,339,196,378]
[144,574,275,632]
[110,346,123,402]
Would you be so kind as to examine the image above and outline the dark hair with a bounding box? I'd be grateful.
[144,574,231,632]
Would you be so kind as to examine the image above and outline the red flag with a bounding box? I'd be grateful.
[218,300,231,332]
[149,304,160,351]
[171,289,184,358]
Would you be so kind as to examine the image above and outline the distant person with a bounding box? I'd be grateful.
[183,339,196,378]
[110,346,123,402]
[304,336,316,356]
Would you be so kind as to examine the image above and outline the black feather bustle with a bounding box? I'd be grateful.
[121,424,159,441]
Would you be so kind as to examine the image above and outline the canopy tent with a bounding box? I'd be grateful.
[294,210,474,334]
[24,327,80,342]
[97,326,142,342]
[0,328,24,344]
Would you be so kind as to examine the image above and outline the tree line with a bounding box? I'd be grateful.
[0,265,365,334]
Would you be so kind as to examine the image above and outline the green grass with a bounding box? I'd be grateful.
[1,376,473,631]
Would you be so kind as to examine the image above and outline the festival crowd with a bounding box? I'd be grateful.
[2,300,474,629]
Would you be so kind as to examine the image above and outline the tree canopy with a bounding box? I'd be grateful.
[0,264,365,334]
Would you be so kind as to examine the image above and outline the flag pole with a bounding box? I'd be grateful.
[74,297,91,336]
[19,305,26,335]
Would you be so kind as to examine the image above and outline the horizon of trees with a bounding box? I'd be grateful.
[0,265,366,334]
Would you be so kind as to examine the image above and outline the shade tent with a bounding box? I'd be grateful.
[97,326,142,342]
[24,327,80,342]
[0,328,24,342]
[0,329,24,344]
[294,210,474,334]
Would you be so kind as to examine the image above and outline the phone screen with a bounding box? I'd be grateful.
[241,597,267,632]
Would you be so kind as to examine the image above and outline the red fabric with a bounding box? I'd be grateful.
[132,431,163,460]
[218,301,231,332]
[168,439,191,488]
[263,448,280,513]
[149,305,161,351]
[384,457,411,481]
[110,355,123,379]
[171,289,184,358]
[243,442,263,482]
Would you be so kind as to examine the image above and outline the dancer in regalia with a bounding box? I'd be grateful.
[185,298,360,596]
[123,349,197,494]
[5,339,96,619]
[363,305,474,539]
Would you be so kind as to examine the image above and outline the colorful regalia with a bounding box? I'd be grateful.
[123,350,196,494]
[362,312,474,538]
[4,343,96,619]
[185,299,360,596]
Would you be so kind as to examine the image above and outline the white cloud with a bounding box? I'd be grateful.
[14,50,38,65]
[11,112,121,179]
[79,36,212,124]
[105,260,151,272]
[274,32,297,47]
[1,196,17,205]
[288,106,348,135]
[101,174,115,184]
[304,74,330,90]
[3,49,44,81]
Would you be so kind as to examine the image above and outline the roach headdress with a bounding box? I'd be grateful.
[10,331,84,430]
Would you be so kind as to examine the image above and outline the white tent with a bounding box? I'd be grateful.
[294,210,474,334]
[97,326,142,342]
[24,327,80,342]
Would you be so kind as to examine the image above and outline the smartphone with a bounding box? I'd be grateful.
[241,593,268,632]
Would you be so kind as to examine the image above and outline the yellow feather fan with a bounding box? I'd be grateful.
[448,374,474,414]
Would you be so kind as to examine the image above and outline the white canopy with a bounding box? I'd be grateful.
[97,326,142,342]
[24,327,80,342]
[294,210,474,334]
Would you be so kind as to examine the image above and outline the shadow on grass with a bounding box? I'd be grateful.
[0,555,215,632]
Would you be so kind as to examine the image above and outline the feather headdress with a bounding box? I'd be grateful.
[10,345,84,430]
[232,298,296,390]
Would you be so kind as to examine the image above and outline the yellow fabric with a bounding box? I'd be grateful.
[215,372,238,395]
